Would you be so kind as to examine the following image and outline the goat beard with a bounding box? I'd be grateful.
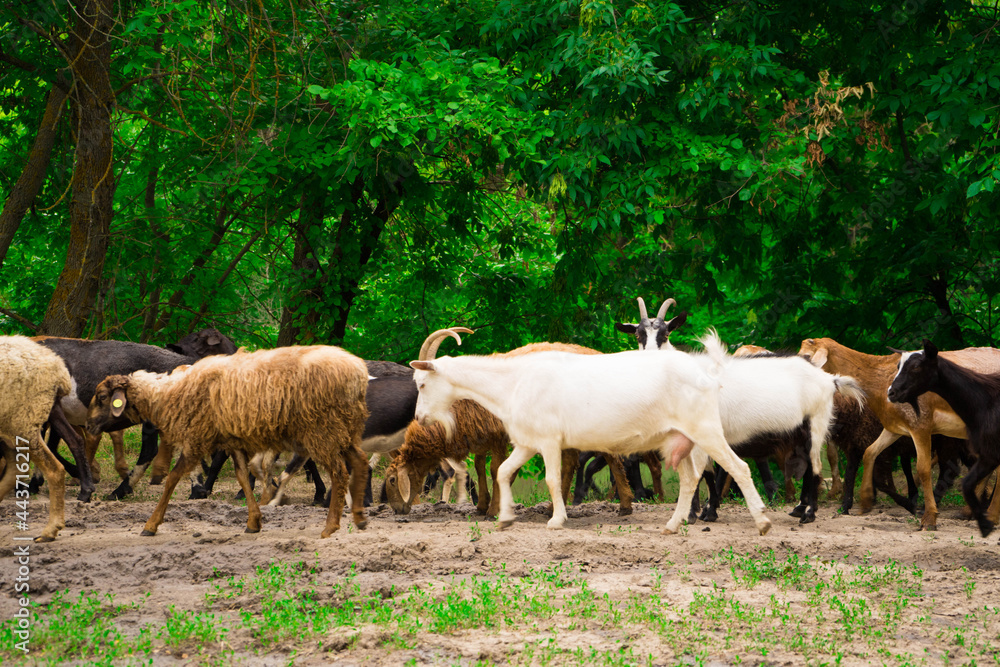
[437,412,457,442]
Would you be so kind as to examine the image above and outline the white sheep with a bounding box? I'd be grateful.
[0,336,75,541]
[409,328,772,535]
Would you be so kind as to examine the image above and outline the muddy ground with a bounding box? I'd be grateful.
[3,471,1000,666]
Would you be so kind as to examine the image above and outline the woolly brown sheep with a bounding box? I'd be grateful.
[0,336,75,541]
[85,345,370,538]
[384,340,612,518]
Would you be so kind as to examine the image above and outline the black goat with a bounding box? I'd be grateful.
[888,340,1000,537]
[572,451,665,506]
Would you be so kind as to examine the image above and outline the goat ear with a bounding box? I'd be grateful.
[887,346,907,355]
[614,322,638,334]
[808,347,828,369]
[397,464,412,503]
[922,340,938,358]
[666,311,688,333]
[206,334,221,346]
[410,360,435,372]
[110,389,127,418]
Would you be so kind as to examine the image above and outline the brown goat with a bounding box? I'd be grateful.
[85,346,370,538]
[383,341,631,517]
[798,337,1000,530]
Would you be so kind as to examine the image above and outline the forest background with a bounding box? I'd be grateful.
[2,0,999,362]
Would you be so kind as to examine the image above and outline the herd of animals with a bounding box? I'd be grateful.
[2,297,1000,543]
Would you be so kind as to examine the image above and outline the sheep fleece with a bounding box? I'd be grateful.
[133,347,368,449]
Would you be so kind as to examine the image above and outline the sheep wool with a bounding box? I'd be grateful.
[0,336,74,541]
[87,345,370,538]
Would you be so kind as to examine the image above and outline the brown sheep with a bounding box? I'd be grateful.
[384,340,631,518]
[0,336,75,541]
[85,346,369,538]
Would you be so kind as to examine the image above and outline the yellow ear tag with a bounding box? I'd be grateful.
[112,399,123,408]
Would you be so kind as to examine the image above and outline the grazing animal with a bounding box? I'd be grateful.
[799,337,1000,531]
[888,340,1000,537]
[85,345,370,538]
[409,328,773,535]
[0,336,77,541]
[614,297,687,351]
[32,328,236,500]
[618,304,864,524]
[384,338,627,518]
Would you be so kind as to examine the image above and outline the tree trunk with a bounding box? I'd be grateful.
[39,0,116,337]
[277,184,327,346]
[0,84,68,274]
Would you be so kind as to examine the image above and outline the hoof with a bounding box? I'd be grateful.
[108,482,131,501]
[618,506,633,517]
[77,491,93,503]
[498,519,515,530]
[839,507,851,516]
[789,504,806,518]
[355,519,369,531]
[189,486,208,500]
[799,512,816,524]
[920,524,938,532]
[150,475,164,486]
[34,535,55,543]
[758,519,773,536]
[244,526,261,534]
[661,526,677,535]
[978,521,994,538]
[699,509,718,523]
[140,529,156,537]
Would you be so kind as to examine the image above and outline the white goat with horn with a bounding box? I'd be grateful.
[614,297,687,351]
[409,328,772,535]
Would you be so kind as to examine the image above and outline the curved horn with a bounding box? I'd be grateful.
[655,298,677,320]
[637,297,649,321]
[418,328,472,361]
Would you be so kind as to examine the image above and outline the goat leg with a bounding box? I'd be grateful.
[607,454,633,516]
[48,402,94,503]
[698,467,719,522]
[190,450,228,499]
[560,449,579,504]
[110,421,160,500]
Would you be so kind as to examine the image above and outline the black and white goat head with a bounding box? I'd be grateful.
[615,297,687,350]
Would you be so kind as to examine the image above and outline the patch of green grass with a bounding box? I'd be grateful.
[3,550,995,666]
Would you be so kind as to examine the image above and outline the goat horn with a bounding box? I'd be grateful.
[418,328,471,361]
[637,297,649,321]
[656,298,676,320]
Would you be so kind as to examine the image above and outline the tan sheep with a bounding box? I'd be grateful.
[0,336,74,541]
[85,345,370,538]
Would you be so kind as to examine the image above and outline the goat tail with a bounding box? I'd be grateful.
[697,328,730,369]
[833,375,867,410]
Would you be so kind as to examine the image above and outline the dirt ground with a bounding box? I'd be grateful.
[3,472,1000,666]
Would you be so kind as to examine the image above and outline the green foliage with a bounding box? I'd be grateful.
[2,1,1000,356]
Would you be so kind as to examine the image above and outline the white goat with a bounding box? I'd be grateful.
[694,331,866,521]
[409,329,772,535]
